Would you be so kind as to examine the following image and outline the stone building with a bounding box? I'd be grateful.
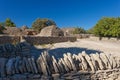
[25,29,37,35]
[3,26,37,35]
[37,25,64,37]
[61,28,75,36]
[3,27,23,35]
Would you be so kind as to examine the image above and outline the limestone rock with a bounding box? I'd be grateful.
[90,54,98,71]
[78,53,88,70]
[14,56,21,73]
[23,57,31,72]
[36,57,42,73]
[37,53,51,76]
[52,73,60,80]
[28,58,34,73]
[52,56,59,73]
[100,53,112,69]
[6,58,16,75]
[63,54,72,71]
[0,58,7,77]
[91,53,105,70]
[81,51,95,72]
[67,53,77,71]
[60,58,70,72]
[31,57,38,73]
[58,58,66,73]
[115,57,120,68]
[106,54,117,69]
[12,74,27,80]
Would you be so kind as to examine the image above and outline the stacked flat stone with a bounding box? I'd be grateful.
[36,51,120,79]
[0,47,120,80]
[0,42,31,58]
[0,57,38,77]
[0,43,15,58]
[15,42,31,57]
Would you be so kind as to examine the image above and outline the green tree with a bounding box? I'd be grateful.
[5,18,16,27]
[110,17,120,38]
[86,28,94,34]
[90,17,120,38]
[72,27,86,34]
[32,18,56,32]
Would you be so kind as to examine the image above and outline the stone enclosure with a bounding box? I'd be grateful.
[0,42,120,80]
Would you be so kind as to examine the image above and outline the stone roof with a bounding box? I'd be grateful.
[37,25,64,37]
[3,27,23,35]
[3,27,36,36]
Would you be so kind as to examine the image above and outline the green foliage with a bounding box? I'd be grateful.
[5,18,16,27]
[86,28,94,34]
[0,24,5,34]
[32,18,56,32]
[0,22,5,27]
[72,27,86,34]
[91,17,120,38]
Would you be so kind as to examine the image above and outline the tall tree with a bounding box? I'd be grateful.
[32,18,56,32]
[5,18,16,27]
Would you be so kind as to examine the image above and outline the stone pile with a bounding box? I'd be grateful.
[0,42,120,80]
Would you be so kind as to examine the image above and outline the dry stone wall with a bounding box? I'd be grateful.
[23,36,76,45]
[0,43,120,80]
[0,36,76,45]
[90,36,120,41]
[0,36,20,44]
[0,42,31,58]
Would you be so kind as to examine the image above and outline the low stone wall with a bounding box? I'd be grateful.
[65,34,90,39]
[89,36,120,41]
[0,35,76,45]
[0,35,20,44]
[23,36,77,45]
[0,43,120,80]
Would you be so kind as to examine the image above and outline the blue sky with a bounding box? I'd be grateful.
[0,0,120,29]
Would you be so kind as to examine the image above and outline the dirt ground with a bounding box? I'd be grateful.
[34,38,120,58]
[48,39,120,57]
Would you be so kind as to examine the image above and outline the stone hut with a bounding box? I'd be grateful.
[37,25,64,37]
[3,27,37,35]
[25,29,37,35]
[61,28,75,36]
[3,27,23,35]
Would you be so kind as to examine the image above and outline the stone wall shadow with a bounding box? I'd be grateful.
[48,47,102,59]
[30,46,102,59]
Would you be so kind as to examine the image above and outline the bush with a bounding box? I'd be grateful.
[32,18,56,33]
